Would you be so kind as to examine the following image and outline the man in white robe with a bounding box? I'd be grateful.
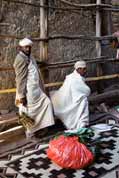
[111,31,119,59]
[14,38,54,137]
[51,61,91,130]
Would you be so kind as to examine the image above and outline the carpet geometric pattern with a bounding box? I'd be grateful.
[5,126,119,178]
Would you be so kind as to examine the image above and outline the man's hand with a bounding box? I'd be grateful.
[19,97,27,106]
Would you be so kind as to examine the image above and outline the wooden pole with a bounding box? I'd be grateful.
[40,0,48,61]
[96,0,103,92]
[0,126,24,140]
[106,0,113,35]
[96,0,102,58]
[101,0,112,36]
[101,0,113,90]
[40,0,49,94]
[89,89,119,105]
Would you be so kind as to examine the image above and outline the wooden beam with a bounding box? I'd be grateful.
[40,0,49,94]
[0,34,116,41]
[0,88,16,94]
[89,89,119,104]
[0,116,18,125]
[3,0,113,9]
[1,57,119,72]
[48,34,114,41]
[96,0,104,93]
[101,0,112,36]
[60,0,112,8]
[86,74,119,81]
[96,0,102,59]
[104,8,119,12]
[0,74,119,94]
[40,0,48,61]
[0,67,14,71]
[0,126,24,140]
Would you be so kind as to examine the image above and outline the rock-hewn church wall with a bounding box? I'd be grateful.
[0,0,118,110]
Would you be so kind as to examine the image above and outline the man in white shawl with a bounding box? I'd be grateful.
[14,38,54,137]
[51,60,91,130]
[111,31,119,59]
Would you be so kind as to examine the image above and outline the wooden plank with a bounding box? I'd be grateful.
[40,0,49,93]
[0,132,25,146]
[96,0,102,59]
[0,117,18,125]
[45,82,63,88]
[40,0,48,61]
[0,112,17,120]
[0,88,16,94]
[0,113,18,129]
[89,89,119,104]
[96,0,103,93]
[86,74,119,81]
[0,134,30,154]
[0,126,24,140]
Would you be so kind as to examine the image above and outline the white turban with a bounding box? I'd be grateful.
[74,61,86,69]
[19,38,33,47]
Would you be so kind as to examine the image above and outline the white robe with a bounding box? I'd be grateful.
[116,49,119,59]
[16,58,54,133]
[51,70,91,130]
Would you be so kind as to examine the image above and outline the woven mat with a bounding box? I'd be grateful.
[0,121,65,178]
[5,127,119,178]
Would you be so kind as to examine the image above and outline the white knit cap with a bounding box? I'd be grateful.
[74,60,86,69]
[19,38,33,47]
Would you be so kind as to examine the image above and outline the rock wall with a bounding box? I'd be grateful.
[112,0,119,31]
[48,0,96,84]
[0,0,119,110]
[0,0,97,110]
[0,0,41,110]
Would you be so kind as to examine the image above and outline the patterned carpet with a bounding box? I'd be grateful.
[0,126,118,178]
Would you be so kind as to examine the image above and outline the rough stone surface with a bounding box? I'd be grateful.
[0,0,118,109]
[0,109,9,115]
[112,0,119,31]
[0,0,41,109]
[48,0,97,90]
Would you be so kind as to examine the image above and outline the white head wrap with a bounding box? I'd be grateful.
[74,60,86,69]
[19,38,33,47]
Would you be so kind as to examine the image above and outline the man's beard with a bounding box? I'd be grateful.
[22,49,31,57]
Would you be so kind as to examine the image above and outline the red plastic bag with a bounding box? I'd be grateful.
[47,135,94,169]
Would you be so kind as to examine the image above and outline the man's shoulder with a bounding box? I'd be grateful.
[14,53,23,62]
[15,52,29,63]
[66,72,76,80]
[68,72,83,84]
[14,53,28,68]
[16,52,26,60]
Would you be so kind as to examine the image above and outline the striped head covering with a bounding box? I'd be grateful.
[74,60,86,69]
[19,38,33,47]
